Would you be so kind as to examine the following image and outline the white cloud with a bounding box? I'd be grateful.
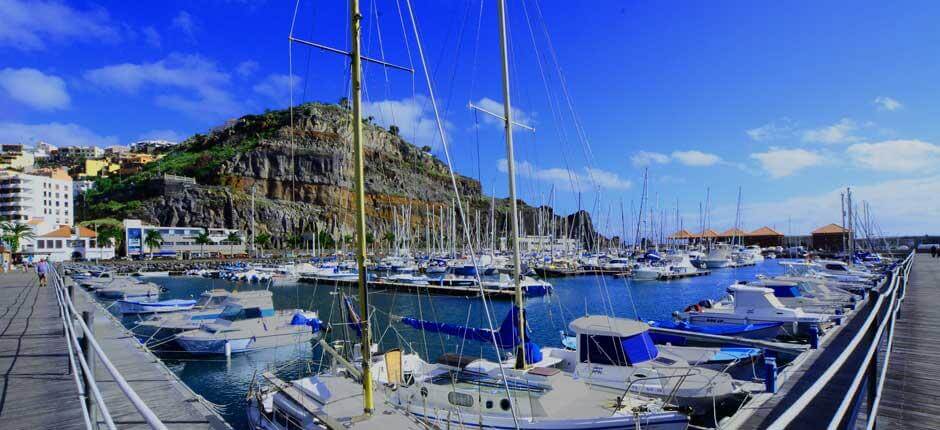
[171,11,197,40]
[873,96,902,111]
[746,118,794,141]
[737,176,940,235]
[0,0,120,50]
[236,60,259,77]
[252,74,301,103]
[630,151,670,167]
[0,122,118,147]
[0,68,70,110]
[802,118,860,144]
[671,150,721,166]
[363,96,447,148]
[497,159,631,192]
[472,97,534,130]
[142,26,161,47]
[136,129,186,143]
[750,147,823,178]
[847,139,940,172]
[84,54,240,119]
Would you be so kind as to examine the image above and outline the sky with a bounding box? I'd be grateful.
[1,0,939,237]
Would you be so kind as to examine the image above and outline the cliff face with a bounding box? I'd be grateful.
[90,103,594,247]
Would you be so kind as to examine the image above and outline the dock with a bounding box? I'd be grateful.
[876,254,940,429]
[0,270,229,429]
[298,276,518,298]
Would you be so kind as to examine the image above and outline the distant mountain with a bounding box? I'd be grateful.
[83,103,599,249]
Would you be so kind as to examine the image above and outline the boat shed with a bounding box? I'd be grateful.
[811,223,848,251]
[718,228,748,243]
[746,226,785,247]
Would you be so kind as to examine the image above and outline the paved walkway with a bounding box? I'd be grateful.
[877,254,940,429]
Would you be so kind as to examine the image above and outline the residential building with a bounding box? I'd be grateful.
[116,152,159,175]
[129,140,175,154]
[0,168,73,226]
[104,145,129,156]
[79,158,121,178]
[123,219,245,258]
[34,141,56,158]
[21,224,115,262]
[53,145,104,161]
[0,144,36,170]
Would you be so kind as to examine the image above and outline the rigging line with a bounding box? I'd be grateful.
[403,0,520,427]
[371,0,397,128]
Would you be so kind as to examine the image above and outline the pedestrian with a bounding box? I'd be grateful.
[36,259,49,287]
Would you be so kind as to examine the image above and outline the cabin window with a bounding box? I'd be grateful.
[244,307,262,319]
[825,264,846,271]
[580,334,628,366]
[485,400,493,409]
[500,398,512,411]
[448,392,474,408]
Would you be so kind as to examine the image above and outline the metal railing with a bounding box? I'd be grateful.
[52,265,169,430]
[766,251,915,430]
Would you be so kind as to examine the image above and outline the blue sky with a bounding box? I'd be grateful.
[1,0,938,236]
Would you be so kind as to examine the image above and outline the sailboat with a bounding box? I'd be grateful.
[247,0,689,428]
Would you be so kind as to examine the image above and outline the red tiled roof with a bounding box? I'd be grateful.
[812,223,848,234]
[749,226,784,237]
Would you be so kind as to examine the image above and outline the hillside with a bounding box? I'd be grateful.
[84,103,597,248]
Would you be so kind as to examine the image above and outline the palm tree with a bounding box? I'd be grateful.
[144,230,163,259]
[226,231,241,256]
[255,232,271,251]
[194,229,211,259]
[341,234,353,253]
[1,222,35,255]
[383,231,396,252]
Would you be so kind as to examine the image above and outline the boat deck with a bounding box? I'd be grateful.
[876,254,940,429]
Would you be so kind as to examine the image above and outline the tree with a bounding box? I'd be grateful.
[144,230,163,259]
[226,231,242,256]
[421,145,432,153]
[339,97,350,109]
[389,125,400,136]
[1,222,35,255]
[255,232,271,250]
[383,231,396,251]
[194,229,211,258]
[341,234,353,253]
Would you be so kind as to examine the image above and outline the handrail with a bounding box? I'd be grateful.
[766,251,914,429]
[52,265,169,430]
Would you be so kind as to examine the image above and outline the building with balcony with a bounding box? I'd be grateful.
[0,144,36,170]
[0,168,74,226]
[129,140,175,154]
[123,219,245,259]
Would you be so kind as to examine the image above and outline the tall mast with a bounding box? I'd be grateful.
[349,0,373,413]
[495,0,526,369]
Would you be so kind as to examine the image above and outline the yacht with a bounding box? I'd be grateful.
[703,244,733,269]
[95,281,162,300]
[117,298,196,315]
[133,290,274,344]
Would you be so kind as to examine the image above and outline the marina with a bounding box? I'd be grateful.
[0,1,936,429]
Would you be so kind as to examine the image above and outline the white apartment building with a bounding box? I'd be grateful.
[0,144,36,170]
[0,168,74,227]
[123,219,246,258]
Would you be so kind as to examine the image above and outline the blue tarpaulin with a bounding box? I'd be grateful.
[620,332,659,364]
[400,306,526,349]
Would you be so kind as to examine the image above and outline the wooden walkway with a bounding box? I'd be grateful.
[877,254,940,429]
[0,272,85,429]
[0,270,230,429]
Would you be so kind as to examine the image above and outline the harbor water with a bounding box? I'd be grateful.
[117,260,786,429]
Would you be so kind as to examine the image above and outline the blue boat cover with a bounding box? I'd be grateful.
[648,319,783,335]
[400,306,526,349]
[621,332,659,363]
[453,266,478,277]
[767,284,802,298]
[290,313,324,332]
[709,347,762,363]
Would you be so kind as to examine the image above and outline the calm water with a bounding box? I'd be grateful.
[121,260,785,429]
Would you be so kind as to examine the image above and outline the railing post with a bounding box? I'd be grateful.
[81,310,97,425]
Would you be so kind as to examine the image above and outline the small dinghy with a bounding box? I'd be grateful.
[117,299,197,315]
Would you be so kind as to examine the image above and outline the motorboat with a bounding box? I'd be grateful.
[175,310,322,355]
[132,289,275,344]
[117,298,197,315]
[679,285,836,337]
[703,245,733,269]
[95,281,162,300]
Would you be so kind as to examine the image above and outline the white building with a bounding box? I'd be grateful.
[123,219,245,259]
[129,140,175,154]
[22,224,115,262]
[0,144,36,170]
[499,235,581,253]
[0,168,74,226]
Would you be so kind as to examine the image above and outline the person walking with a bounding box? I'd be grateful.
[36,259,49,287]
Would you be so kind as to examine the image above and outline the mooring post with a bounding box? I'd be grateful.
[764,355,778,393]
[809,326,820,349]
[81,310,96,424]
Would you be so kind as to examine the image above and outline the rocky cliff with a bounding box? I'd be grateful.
[85,103,597,249]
